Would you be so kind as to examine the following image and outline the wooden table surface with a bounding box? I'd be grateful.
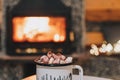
[22,75,113,80]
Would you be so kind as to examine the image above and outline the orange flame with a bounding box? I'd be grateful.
[12,17,66,42]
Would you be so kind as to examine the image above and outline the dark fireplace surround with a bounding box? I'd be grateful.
[4,0,77,56]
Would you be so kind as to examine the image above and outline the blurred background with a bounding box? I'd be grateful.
[0,0,120,80]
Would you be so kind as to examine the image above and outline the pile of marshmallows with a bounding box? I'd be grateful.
[36,51,73,64]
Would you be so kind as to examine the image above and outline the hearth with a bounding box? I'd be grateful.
[4,0,76,56]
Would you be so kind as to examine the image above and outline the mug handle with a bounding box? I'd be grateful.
[73,65,83,80]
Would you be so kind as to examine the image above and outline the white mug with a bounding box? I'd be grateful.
[36,63,83,80]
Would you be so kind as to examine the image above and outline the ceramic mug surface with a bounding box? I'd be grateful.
[35,62,83,80]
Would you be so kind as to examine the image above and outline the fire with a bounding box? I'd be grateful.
[23,17,50,40]
[90,40,120,56]
[54,34,60,42]
[12,17,66,42]
[23,17,50,35]
[54,34,65,42]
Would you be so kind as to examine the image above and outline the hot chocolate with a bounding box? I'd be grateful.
[35,51,73,65]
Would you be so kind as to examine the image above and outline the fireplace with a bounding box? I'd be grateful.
[4,0,76,56]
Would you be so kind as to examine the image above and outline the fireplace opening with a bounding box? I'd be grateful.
[5,0,76,56]
[12,17,66,43]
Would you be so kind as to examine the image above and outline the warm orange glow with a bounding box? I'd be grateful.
[12,17,66,42]
[53,34,65,42]
[54,34,60,42]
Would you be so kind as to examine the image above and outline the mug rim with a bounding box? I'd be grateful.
[34,59,73,67]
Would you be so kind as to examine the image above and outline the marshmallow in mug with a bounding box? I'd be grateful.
[36,51,73,64]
